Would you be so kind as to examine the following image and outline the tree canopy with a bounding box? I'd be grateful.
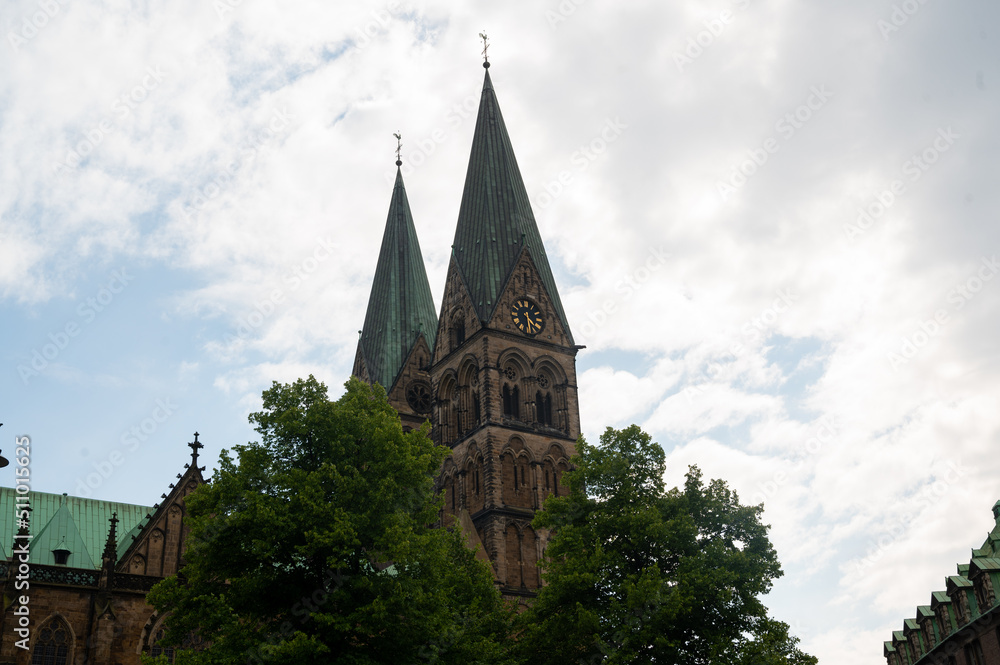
[516,425,817,665]
[148,377,814,665]
[146,376,514,665]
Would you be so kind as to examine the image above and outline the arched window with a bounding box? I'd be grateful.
[502,384,519,418]
[31,617,71,665]
[473,391,481,424]
[438,376,457,445]
[151,628,175,664]
[451,313,466,350]
[148,627,205,664]
[535,391,553,427]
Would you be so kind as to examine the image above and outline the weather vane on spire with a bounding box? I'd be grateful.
[479,31,490,67]
[393,131,402,166]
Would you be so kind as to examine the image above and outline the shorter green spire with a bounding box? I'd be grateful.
[359,158,438,390]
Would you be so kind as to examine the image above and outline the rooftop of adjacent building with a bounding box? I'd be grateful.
[0,488,152,568]
[884,499,1000,665]
[0,432,205,570]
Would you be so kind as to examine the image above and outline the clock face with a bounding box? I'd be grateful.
[511,298,544,336]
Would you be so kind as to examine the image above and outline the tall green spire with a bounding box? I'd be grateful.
[451,65,572,341]
[359,166,438,390]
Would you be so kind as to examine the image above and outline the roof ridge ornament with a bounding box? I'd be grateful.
[103,511,119,560]
[393,131,402,167]
[479,31,490,68]
[188,431,203,469]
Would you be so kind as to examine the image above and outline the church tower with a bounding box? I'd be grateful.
[353,160,438,431]
[430,61,581,598]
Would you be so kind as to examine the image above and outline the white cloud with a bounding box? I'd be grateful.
[4,1,1000,662]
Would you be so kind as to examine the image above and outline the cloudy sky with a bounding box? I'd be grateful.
[3,0,999,661]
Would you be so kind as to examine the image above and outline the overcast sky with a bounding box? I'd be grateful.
[3,0,999,661]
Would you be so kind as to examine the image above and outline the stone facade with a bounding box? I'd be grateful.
[427,249,579,598]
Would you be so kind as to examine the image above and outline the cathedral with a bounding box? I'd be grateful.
[0,59,577,663]
[352,59,580,597]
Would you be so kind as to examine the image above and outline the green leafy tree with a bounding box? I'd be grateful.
[146,376,514,665]
[517,425,817,665]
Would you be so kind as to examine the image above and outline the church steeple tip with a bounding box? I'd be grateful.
[356,141,438,391]
[393,131,403,168]
[479,31,490,68]
[449,54,573,342]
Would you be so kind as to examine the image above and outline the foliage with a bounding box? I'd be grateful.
[145,376,514,665]
[516,425,817,665]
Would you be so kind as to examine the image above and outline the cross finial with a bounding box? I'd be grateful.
[104,512,119,559]
[189,431,203,466]
[479,31,490,68]
[393,131,402,167]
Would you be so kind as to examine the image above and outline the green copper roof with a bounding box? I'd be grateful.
[947,575,972,588]
[31,504,95,568]
[971,557,1000,572]
[931,591,951,605]
[0,488,152,568]
[359,167,438,390]
[451,67,573,342]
